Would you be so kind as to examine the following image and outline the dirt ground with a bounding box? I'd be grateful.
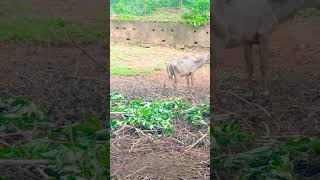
[111,44,210,105]
[0,44,107,122]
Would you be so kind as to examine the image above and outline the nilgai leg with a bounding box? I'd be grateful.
[186,75,193,93]
[258,34,272,96]
[190,74,195,93]
[173,75,178,89]
[186,76,190,88]
[244,43,256,97]
[191,73,195,87]
[163,74,169,90]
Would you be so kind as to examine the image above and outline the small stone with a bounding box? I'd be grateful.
[140,43,151,48]
[176,44,185,49]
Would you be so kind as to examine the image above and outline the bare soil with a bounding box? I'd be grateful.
[111,120,209,180]
[0,44,107,123]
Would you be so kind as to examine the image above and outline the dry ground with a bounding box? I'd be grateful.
[0,44,107,123]
[111,44,210,104]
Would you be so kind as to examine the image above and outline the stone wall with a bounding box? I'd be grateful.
[110,19,210,48]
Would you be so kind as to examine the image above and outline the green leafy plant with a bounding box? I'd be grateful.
[0,96,45,132]
[110,92,209,136]
[183,104,209,127]
[212,123,320,179]
[0,97,109,179]
[110,0,210,26]
[181,0,210,27]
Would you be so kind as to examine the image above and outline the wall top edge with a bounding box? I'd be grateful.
[110,19,209,28]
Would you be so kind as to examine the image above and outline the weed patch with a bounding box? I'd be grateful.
[0,2,104,44]
[111,66,157,76]
[212,123,320,179]
[110,92,209,136]
[110,45,167,76]
[0,96,109,179]
[110,0,210,27]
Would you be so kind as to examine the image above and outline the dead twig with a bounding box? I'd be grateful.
[125,166,152,179]
[65,31,108,71]
[186,133,208,151]
[227,91,272,118]
[0,159,56,166]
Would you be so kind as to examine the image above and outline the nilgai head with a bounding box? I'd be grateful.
[205,53,210,64]
[204,53,210,64]
[197,53,210,63]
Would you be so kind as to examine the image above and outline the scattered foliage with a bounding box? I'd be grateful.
[0,97,109,179]
[212,123,320,179]
[110,92,209,136]
[0,2,105,44]
[110,0,210,27]
[181,0,210,27]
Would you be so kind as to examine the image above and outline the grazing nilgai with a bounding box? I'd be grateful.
[163,53,210,90]
[212,0,320,96]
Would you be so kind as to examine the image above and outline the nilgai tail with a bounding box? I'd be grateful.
[163,64,177,90]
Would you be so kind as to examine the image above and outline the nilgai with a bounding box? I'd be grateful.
[212,0,320,97]
[163,53,210,90]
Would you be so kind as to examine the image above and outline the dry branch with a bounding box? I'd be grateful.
[65,31,108,71]
[186,133,208,151]
[0,159,56,166]
[227,91,272,118]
